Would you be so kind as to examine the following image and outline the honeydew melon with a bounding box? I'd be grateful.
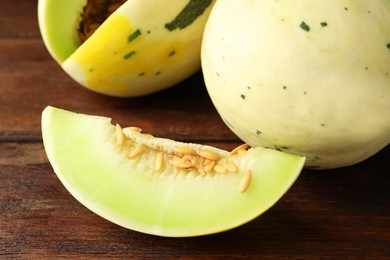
[41,106,305,237]
[201,0,390,169]
[38,0,215,97]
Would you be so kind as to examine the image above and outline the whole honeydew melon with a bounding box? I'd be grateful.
[38,0,215,97]
[201,0,390,169]
[41,106,305,237]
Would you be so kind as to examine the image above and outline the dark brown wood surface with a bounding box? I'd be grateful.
[1,1,389,259]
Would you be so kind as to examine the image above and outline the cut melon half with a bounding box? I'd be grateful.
[38,0,216,97]
[41,106,305,237]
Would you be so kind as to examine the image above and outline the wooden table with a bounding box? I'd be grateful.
[1,1,389,258]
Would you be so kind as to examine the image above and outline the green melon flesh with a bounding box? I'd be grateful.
[41,106,305,237]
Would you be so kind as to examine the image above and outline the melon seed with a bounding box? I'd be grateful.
[230,144,249,156]
[154,152,163,172]
[169,158,193,170]
[213,164,228,174]
[128,145,144,159]
[174,146,197,156]
[115,124,125,146]
[224,161,238,172]
[181,155,195,164]
[169,156,182,164]
[124,126,142,133]
[203,160,216,173]
[198,157,206,175]
[203,159,211,166]
[240,170,252,193]
[197,150,221,161]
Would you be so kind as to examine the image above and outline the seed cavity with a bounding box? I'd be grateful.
[77,0,127,43]
[117,125,255,192]
[240,170,252,193]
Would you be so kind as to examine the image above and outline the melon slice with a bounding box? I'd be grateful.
[41,106,305,237]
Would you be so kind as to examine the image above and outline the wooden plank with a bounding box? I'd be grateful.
[0,1,40,38]
[1,1,389,259]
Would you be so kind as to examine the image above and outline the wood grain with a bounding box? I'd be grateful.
[0,1,389,259]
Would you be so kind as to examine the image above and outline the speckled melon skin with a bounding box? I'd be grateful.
[201,0,390,169]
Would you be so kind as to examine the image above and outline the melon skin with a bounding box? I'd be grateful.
[201,0,390,169]
[41,106,305,237]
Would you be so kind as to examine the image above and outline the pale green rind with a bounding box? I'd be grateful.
[38,0,86,63]
[42,106,305,237]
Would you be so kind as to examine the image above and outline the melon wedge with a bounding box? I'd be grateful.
[41,106,305,237]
